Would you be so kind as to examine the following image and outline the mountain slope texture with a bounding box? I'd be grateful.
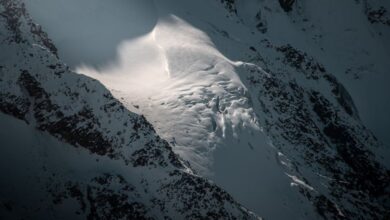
[0,0,389,219]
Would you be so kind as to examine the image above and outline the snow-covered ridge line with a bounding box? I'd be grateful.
[2,0,390,219]
[78,14,262,175]
[0,1,261,219]
[225,1,390,218]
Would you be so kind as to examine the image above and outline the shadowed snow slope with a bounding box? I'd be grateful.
[0,1,261,219]
[20,0,390,219]
[78,14,308,219]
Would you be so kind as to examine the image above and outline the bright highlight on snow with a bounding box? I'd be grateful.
[75,14,312,219]
[77,15,260,173]
[77,33,169,91]
[10,0,389,219]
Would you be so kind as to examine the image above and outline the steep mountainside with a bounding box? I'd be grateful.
[1,0,389,219]
[0,1,260,219]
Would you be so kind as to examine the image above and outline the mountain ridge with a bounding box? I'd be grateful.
[1,0,389,219]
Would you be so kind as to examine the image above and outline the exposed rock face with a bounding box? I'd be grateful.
[220,0,297,13]
[0,1,260,219]
[1,0,389,219]
[219,0,237,14]
[241,37,390,220]
[209,0,390,217]
[0,0,57,54]
[278,0,296,12]
[365,3,390,26]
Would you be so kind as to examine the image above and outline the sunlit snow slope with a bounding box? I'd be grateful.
[22,0,390,219]
[78,15,309,219]
[0,1,262,219]
[24,1,316,219]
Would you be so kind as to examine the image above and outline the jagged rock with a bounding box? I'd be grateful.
[278,0,296,12]
[0,1,260,219]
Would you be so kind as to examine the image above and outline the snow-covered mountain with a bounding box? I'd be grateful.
[0,1,261,219]
[1,0,389,219]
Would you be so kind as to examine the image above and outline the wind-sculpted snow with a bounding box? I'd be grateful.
[80,0,390,218]
[78,15,262,175]
[218,1,390,218]
[0,1,261,219]
[2,0,390,219]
